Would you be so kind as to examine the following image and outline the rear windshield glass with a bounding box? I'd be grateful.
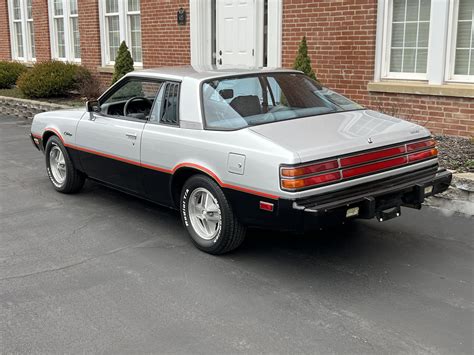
[202,73,364,130]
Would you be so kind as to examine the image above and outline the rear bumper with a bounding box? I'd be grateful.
[294,166,451,231]
[226,165,452,232]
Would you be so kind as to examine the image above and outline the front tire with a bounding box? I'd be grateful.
[45,135,85,193]
[180,175,246,255]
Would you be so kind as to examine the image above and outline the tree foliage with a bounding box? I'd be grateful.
[293,36,317,81]
[112,41,134,83]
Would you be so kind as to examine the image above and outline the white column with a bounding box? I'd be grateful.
[267,0,282,67]
[374,0,386,81]
[190,0,212,67]
[427,0,450,85]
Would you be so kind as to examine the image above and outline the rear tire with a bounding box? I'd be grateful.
[45,135,85,193]
[180,174,246,254]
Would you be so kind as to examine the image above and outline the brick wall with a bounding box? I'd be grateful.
[0,0,11,60]
[281,0,473,138]
[141,0,190,67]
[77,0,101,72]
[32,0,51,61]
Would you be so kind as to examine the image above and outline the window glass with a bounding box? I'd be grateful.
[107,15,121,61]
[160,83,180,125]
[390,0,431,74]
[9,0,35,61]
[102,79,162,118]
[202,73,363,130]
[102,0,142,64]
[454,0,473,76]
[49,0,80,61]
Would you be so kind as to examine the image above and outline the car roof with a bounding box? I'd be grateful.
[127,65,303,82]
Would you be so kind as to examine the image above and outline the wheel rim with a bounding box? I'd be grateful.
[49,145,66,185]
[188,187,222,240]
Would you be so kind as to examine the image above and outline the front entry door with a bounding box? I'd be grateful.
[76,114,145,193]
[216,0,255,67]
[75,78,162,194]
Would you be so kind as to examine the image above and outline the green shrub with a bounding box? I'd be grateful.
[112,41,134,83]
[0,61,27,89]
[293,36,317,81]
[17,61,92,98]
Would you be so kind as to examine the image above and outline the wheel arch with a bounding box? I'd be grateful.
[42,128,64,149]
[170,166,222,208]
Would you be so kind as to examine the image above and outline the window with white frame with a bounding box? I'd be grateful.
[49,0,81,61]
[100,0,143,66]
[8,0,35,61]
[447,0,473,82]
[377,0,474,84]
[384,0,432,79]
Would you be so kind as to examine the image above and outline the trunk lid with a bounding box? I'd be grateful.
[248,110,430,163]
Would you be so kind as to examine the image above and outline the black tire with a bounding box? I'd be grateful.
[45,135,85,193]
[180,174,246,255]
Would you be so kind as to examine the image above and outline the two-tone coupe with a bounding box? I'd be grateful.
[30,66,452,254]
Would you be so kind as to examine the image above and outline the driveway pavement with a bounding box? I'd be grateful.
[1,115,473,354]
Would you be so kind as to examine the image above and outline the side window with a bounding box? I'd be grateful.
[150,82,180,125]
[100,78,162,119]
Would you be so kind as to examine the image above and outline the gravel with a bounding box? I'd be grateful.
[435,135,474,173]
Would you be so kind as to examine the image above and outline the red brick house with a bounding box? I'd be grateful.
[1,0,472,137]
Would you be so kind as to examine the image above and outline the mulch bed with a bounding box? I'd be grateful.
[435,135,474,173]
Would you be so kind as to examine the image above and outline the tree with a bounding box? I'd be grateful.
[293,36,317,81]
[112,41,134,83]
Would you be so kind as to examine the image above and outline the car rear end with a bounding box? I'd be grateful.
[278,137,451,230]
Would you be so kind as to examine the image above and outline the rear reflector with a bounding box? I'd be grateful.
[406,139,436,152]
[408,148,438,162]
[281,160,339,177]
[281,171,341,190]
[259,201,274,212]
[342,156,408,179]
[340,146,406,167]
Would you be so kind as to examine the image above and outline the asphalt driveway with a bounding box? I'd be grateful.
[1,115,473,354]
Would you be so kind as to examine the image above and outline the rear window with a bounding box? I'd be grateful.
[201,73,363,130]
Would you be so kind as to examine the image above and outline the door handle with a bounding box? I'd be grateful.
[125,133,137,139]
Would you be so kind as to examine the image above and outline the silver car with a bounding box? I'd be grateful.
[30,66,452,254]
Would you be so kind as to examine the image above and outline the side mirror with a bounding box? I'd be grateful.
[86,100,100,113]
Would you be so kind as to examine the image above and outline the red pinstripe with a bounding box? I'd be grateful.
[38,129,280,200]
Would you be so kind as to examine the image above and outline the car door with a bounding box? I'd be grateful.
[75,77,162,194]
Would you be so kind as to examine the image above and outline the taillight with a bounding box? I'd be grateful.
[406,139,436,152]
[408,148,438,162]
[340,146,406,167]
[281,160,339,177]
[280,138,438,192]
[342,156,408,179]
[281,171,341,190]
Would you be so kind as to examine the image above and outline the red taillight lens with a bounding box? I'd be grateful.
[408,148,438,162]
[281,160,339,177]
[406,139,436,152]
[281,171,341,190]
[340,146,406,167]
[342,156,408,179]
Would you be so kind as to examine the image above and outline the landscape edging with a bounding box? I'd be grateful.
[0,95,73,120]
